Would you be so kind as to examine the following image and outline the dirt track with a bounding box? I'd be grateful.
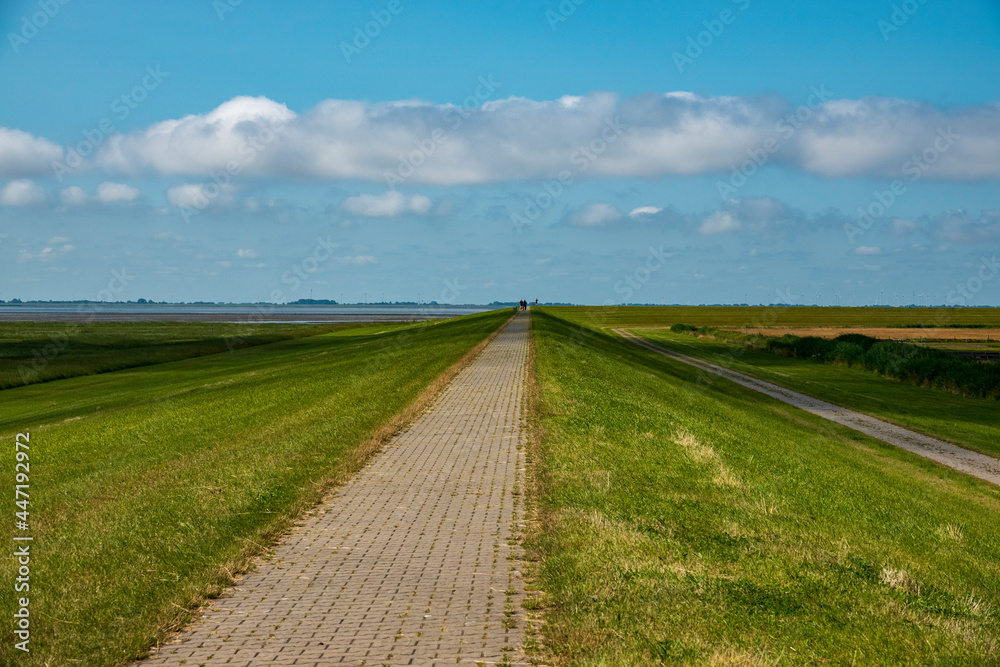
[614,329,1000,487]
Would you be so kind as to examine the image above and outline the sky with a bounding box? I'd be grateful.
[1,0,999,306]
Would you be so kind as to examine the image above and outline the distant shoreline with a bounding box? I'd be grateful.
[0,303,492,323]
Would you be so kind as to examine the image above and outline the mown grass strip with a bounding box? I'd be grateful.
[634,328,1000,460]
[0,310,509,666]
[527,310,1000,665]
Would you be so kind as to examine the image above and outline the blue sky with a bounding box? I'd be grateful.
[1,0,999,305]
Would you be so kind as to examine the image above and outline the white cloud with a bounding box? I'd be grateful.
[854,246,882,255]
[17,242,74,263]
[629,206,663,218]
[567,202,623,227]
[166,182,235,209]
[335,255,377,265]
[0,128,63,177]
[890,218,917,235]
[96,182,140,203]
[0,179,45,206]
[0,92,989,185]
[699,210,740,235]
[341,191,432,217]
[60,186,89,206]
[237,248,256,258]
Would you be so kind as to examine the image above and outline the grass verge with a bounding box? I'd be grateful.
[633,328,1000,459]
[527,310,1000,665]
[0,310,509,666]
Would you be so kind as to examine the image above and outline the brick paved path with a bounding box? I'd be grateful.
[141,314,529,666]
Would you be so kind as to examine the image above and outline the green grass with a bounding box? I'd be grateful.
[0,321,369,389]
[547,305,1000,329]
[630,329,1000,460]
[0,310,509,666]
[527,310,1000,666]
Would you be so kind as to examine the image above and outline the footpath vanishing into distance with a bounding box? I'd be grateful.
[615,329,1000,487]
[142,315,530,666]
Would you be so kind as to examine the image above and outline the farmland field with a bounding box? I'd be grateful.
[0,310,509,666]
[547,305,1000,330]
[526,309,1000,665]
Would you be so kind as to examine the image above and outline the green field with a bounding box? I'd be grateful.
[627,329,1000,457]
[527,309,1000,665]
[0,321,366,389]
[0,310,509,666]
[548,305,1000,329]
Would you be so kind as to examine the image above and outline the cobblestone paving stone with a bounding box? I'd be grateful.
[140,314,530,666]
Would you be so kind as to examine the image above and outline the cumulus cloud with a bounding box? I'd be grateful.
[699,210,740,235]
[931,209,1000,244]
[567,202,623,227]
[341,191,432,217]
[166,182,235,209]
[17,241,75,263]
[629,206,663,218]
[854,246,882,255]
[22,92,986,185]
[237,248,256,258]
[335,254,377,265]
[0,128,63,177]
[96,182,140,203]
[60,186,89,206]
[0,179,46,206]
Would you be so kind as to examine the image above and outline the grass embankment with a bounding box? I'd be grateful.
[0,310,509,666]
[527,310,1000,665]
[548,305,1000,329]
[669,324,1000,400]
[632,329,1000,460]
[0,321,364,389]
